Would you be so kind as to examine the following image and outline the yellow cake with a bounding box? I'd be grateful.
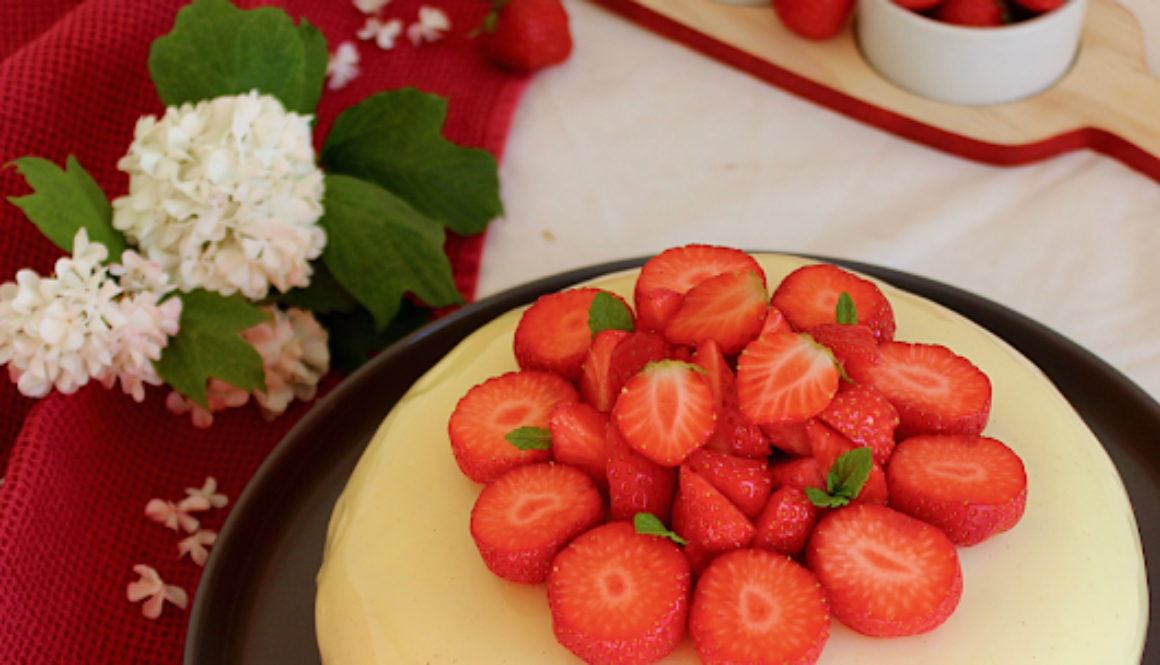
[316,254,1148,664]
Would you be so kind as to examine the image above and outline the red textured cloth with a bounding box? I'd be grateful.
[0,0,529,662]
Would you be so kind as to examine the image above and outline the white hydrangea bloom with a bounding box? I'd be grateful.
[111,91,326,301]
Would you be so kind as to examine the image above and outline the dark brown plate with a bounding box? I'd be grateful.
[184,256,1157,664]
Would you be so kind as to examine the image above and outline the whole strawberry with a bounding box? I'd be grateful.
[936,0,1011,26]
[774,0,855,41]
[477,0,573,72]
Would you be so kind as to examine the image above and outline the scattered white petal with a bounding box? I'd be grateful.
[408,6,451,45]
[165,379,251,428]
[145,498,200,534]
[353,0,391,14]
[358,17,404,50]
[186,477,229,509]
[127,564,188,619]
[178,530,218,567]
[326,42,361,91]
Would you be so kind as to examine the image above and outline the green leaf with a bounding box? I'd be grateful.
[318,302,431,374]
[588,292,634,337]
[7,156,127,260]
[633,513,687,545]
[296,19,328,114]
[277,262,360,315]
[505,426,552,451]
[807,448,874,509]
[155,290,270,408]
[805,486,846,508]
[148,0,315,112]
[321,89,503,236]
[836,292,858,326]
[319,174,464,330]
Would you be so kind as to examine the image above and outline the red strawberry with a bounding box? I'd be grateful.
[774,0,855,40]
[760,421,812,457]
[690,549,830,664]
[470,463,604,583]
[863,342,992,439]
[806,505,963,637]
[1010,0,1063,11]
[672,465,756,575]
[692,338,734,407]
[893,0,943,8]
[887,434,1028,546]
[806,322,879,382]
[606,422,677,523]
[634,245,766,316]
[753,485,818,556]
[548,521,691,665]
[760,303,794,337]
[936,0,1010,26]
[607,331,672,397]
[636,287,683,333]
[514,288,629,381]
[684,449,773,519]
[549,402,610,491]
[612,360,716,467]
[665,271,768,355]
[736,332,839,425]
[703,405,773,458]
[771,264,896,342]
[767,456,826,493]
[449,371,578,483]
[820,384,899,466]
[579,329,631,412]
[477,0,573,73]
[806,420,888,506]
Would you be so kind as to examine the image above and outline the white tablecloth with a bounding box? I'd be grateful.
[480,0,1160,405]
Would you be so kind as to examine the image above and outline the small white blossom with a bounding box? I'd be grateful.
[408,7,450,45]
[108,250,175,296]
[145,498,201,533]
[326,42,361,90]
[165,379,250,429]
[354,0,391,14]
[111,91,327,301]
[178,530,217,567]
[127,564,188,620]
[358,17,404,50]
[245,307,329,419]
[186,477,228,509]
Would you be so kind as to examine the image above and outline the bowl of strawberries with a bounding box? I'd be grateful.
[856,0,1087,105]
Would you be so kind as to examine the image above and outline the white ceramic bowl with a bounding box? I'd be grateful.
[857,0,1088,106]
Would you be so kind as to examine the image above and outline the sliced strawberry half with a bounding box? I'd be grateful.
[579,329,631,412]
[887,434,1028,546]
[760,303,794,337]
[684,448,773,519]
[665,271,768,355]
[607,331,672,397]
[634,245,767,314]
[612,360,716,467]
[449,371,578,483]
[703,405,773,458]
[606,422,677,524]
[806,420,888,506]
[548,521,691,665]
[806,504,963,637]
[768,456,826,493]
[514,288,631,381]
[807,322,879,383]
[550,402,610,492]
[771,264,896,342]
[470,463,604,583]
[863,342,992,439]
[636,287,683,333]
[753,485,818,556]
[820,384,898,466]
[691,549,830,665]
[672,465,755,575]
[736,332,840,425]
[692,338,734,407]
[761,421,812,457]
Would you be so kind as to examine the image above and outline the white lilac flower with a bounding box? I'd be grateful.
[178,530,217,567]
[408,7,450,45]
[326,42,361,91]
[358,17,404,50]
[111,91,327,301]
[165,379,251,429]
[108,250,175,296]
[186,477,228,509]
[100,290,182,402]
[127,564,188,619]
[353,0,391,14]
[244,307,329,419]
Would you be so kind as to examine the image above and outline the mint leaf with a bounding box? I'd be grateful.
[7,156,127,260]
[277,262,360,315]
[633,513,687,545]
[148,0,318,113]
[836,292,857,325]
[318,302,431,374]
[588,292,634,337]
[319,174,464,330]
[296,19,328,114]
[321,89,502,236]
[155,290,270,408]
[807,448,873,508]
[505,426,552,451]
[805,486,847,509]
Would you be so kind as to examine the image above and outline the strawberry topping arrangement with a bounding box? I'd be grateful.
[446,244,1028,664]
[774,0,1066,39]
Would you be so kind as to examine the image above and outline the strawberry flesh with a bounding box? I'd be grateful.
[665,270,768,356]
[514,288,629,382]
[768,456,826,493]
[579,329,631,412]
[612,360,716,467]
[634,245,766,316]
[771,264,895,342]
[761,420,813,457]
[549,401,611,492]
[806,420,889,506]
[807,322,879,383]
[736,332,840,425]
[672,465,756,576]
[684,448,773,520]
[606,422,677,524]
[753,485,819,556]
[636,287,683,333]
[819,384,899,466]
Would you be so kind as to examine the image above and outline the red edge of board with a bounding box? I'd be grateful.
[592,0,1160,185]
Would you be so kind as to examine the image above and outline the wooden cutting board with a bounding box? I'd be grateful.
[590,0,1160,182]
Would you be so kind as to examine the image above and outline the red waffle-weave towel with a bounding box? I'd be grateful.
[0,0,529,662]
